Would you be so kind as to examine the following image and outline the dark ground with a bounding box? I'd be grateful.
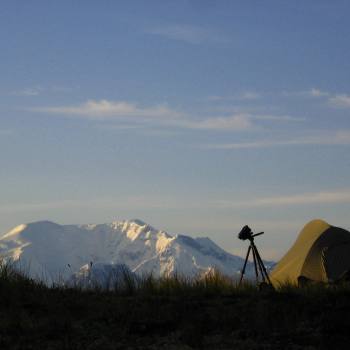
[1,270,350,349]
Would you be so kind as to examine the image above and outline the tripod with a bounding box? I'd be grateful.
[239,232,272,286]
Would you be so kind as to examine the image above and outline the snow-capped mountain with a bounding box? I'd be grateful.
[0,219,262,283]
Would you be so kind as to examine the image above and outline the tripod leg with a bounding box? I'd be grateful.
[253,244,272,285]
[239,245,251,286]
[252,245,265,283]
[251,244,259,283]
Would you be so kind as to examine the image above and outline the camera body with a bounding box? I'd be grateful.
[238,226,264,241]
[238,225,253,241]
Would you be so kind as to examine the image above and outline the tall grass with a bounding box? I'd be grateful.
[2,260,350,348]
[3,259,350,297]
[111,268,259,297]
[0,260,262,302]
[0,260,326,291]
[0,259,41,288]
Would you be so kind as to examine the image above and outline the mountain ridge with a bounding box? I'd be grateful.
[0,219,265,284]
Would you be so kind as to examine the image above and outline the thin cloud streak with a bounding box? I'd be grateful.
[11,85,77,97]
[29,100,302,131]
[215,189,350,208]
[205,130,350,149]
[208,91,261,101]
[178,114,253,131]
[3,189,350,215]
[12,87,43,96]
[0,195,220,215]
[147,24,229,45]
[239,92,261,100]
[282,88,350,109]
[329,94,350,108]
[30,100,252,130]
[309,88,330,97]
[282,88,330,98]
[31,100,182,120]
[252,115,305,122]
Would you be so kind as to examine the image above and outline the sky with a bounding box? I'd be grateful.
[1,0,350,260]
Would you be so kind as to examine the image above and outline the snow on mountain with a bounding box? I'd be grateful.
[0,219,260,284]
[68,262,135,290]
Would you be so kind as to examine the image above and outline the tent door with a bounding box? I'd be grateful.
[323,243,350,282]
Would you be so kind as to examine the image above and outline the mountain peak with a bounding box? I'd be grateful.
[27,220,62,228]
[1,220,60,239]
[129,219,147,226]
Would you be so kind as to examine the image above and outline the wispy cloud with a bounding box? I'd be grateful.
[251,115,304,122]
[215,189,350,208]
[208,91,261,101]
[207,95,227,101]
[240,92,260,100]
[3,189,349,216]
[178,114,253,131]
[50,85,76,93]
[11,85,77,97]
[282,87,330,98]
[328,94,350,108]
[205,130,350,149]
[30,99,305,132]
[31,100,182,120]
[32,100,255,131]
[0,195,215,215]
[12,86,43,96]
[148,24,228,45]
[282,88,350,109]
[308,88,330,97]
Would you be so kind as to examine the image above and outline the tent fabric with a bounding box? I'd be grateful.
[270,219,350,285]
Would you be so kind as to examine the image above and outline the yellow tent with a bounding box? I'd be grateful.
[270,219,350,285]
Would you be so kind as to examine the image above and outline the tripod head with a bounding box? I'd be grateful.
[238,225,264,242]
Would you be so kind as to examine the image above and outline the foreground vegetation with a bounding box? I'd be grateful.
[0,264,350,349]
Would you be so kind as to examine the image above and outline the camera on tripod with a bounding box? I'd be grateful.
[237,225,272,288]
[238,225,264,241]
[238,225,253,241]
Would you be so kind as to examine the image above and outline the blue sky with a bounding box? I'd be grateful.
[1,1,350,259]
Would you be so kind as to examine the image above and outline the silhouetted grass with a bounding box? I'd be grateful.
[1,261,350,349]
[110,268,258,297]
